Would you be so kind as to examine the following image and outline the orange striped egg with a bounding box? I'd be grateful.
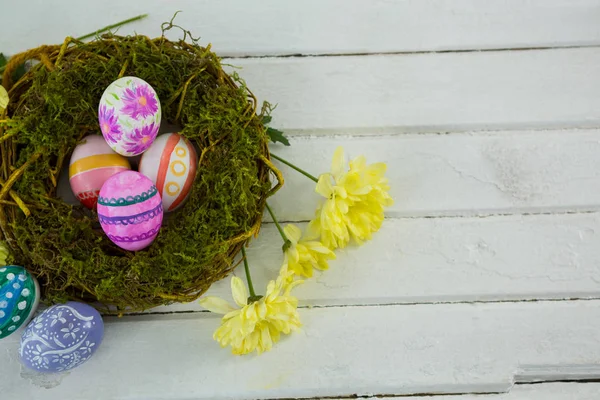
[139,133,197,212]
[69,135,131,209]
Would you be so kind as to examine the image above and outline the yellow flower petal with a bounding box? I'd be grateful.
[257,301,267,319]
[199,296,236,314]
[265,280,278,302]
[285,247,300,265]
[268,324,281,344]
[260,325,273,353]
[366,162,387,177]
[278,264,296,286]
[210,272,302,356]
[284,279,304,296]
[287,258,313,277]
[305,219,321,241]
[284,231,336,278]
[231,276,248,307]
[304,241,336,256]
[315,174,334,198]
[330,146,346,180]
[310,148,393,249]
[349,155,366,172]
[283,224,302,244]
[208,251,305,355]
[223,309,242,321]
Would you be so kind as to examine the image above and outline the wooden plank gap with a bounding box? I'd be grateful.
[270,391,505,400]
[279,126,600,137]
[266,209,600,225]
[270,381,600,400]
[387,209,600,220]
[516,379,600,385]
[515,365,600,384]
[224,44,600,61]
[133,298,600,317]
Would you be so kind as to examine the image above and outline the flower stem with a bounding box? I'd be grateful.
[265,202,292,251]
[241,246,256,298]
[76,14,149,41]
[270,153,319,183]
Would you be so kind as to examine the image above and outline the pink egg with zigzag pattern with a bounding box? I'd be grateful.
[97,171,163,251]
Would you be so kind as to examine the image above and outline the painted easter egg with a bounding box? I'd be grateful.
[98,76,161,157]
[20,302,104,372]
[139,133,198,212]
[0,266,40,339]
[97,170,163,251]
[69,135,131,209]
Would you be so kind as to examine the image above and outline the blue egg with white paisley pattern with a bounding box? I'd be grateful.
[19,302,104,372]
[0,266,40,339]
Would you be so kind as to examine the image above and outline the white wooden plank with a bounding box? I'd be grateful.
[3,301,600,399]
[227,48,600,132]
[266,130,600,221]
[55,131,600,220]
[4,1,600,56]
[362,383,600,400]
[149,212,600,313]
[54,130,600,220]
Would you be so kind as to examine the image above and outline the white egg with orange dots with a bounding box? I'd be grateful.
[138,133,198,211]
[69,135,131,209]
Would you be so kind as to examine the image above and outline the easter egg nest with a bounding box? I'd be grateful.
[0,29,282,313]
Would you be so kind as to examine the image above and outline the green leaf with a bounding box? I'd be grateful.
[110,93,119,100]
[262,115,290,146]
[266,127,290,146]
[120,117,133,129]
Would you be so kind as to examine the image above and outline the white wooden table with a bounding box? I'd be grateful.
[3,1,600,399]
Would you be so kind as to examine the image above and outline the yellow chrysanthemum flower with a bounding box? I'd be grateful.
[0,242,9,266]
[199,269,302,355]
[283,224,336,278]
[349,155,393,213]
[308,147,393,249]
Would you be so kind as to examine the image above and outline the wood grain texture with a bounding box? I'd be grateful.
[3,301,600,399]
[266,130,600,221]
[228,47,600,132]
[4,3,600,400]
[3,0,600,56]
[148,212,600,313]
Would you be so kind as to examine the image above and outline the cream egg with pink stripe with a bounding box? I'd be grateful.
[139,133,198,212]
[69,135,131,209]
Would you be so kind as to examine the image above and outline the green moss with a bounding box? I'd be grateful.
[1,33,273,313]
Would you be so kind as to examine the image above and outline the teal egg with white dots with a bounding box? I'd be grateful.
[0,266,40,339]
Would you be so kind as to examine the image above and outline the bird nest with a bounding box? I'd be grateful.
[0,31,282,314]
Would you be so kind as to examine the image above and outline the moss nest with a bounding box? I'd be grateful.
[0,31,281,313]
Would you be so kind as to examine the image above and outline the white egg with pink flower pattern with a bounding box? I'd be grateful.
[98,76,161,157]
